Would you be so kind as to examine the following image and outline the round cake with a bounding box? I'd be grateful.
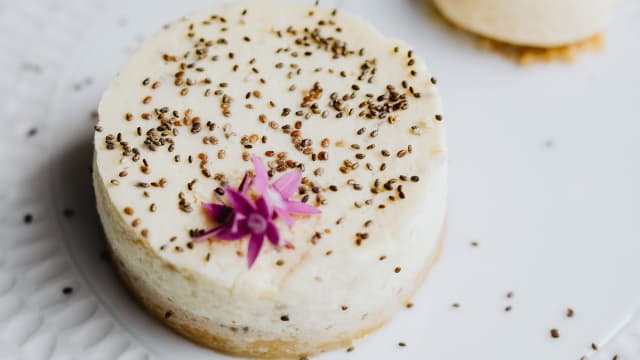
[433,0,619,47]
[93,0,447,358]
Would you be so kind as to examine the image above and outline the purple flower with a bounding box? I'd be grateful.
[252,156,320,228]
[192,174,250,243]
[192,158,321,268]
[219,189,279,267]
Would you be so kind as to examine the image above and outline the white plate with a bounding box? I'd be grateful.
[2,0,640,359]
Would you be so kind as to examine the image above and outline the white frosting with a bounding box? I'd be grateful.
[433,0,619,47]
[94,0,447,347]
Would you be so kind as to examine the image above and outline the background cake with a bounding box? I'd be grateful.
[93,0,447,358]
[432,0,619,47]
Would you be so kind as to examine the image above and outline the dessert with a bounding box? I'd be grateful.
[433,0,618,63]
[93,0,447,358]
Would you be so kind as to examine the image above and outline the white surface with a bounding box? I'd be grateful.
[1,0,640,359]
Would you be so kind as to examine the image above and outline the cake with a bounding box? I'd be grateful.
[93,0,447,358]
[433,0,619,63]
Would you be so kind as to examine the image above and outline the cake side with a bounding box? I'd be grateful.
[94,157,446,358]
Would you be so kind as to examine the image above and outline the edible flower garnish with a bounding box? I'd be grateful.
[192,173,250,242]
[252,156,320,228]
[193,157,320,268]
[222,191,279,267]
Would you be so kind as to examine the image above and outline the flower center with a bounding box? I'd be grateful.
[247,213,267,234]
[267,187,285,209]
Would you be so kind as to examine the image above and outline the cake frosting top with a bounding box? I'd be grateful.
[95,0,446,293]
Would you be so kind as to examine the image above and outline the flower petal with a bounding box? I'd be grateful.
[255,196,271,218]
[215,218,249,240]
[238,172,252,193]
[285,200,321,215]
[266,222,280,246]
[252,156,269,194]
[225,187,255,215]
[272,171,302,199]
[201,202,233,223]
[191,226,222,242]
[275,207,294,227]
[247,233,264,268]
